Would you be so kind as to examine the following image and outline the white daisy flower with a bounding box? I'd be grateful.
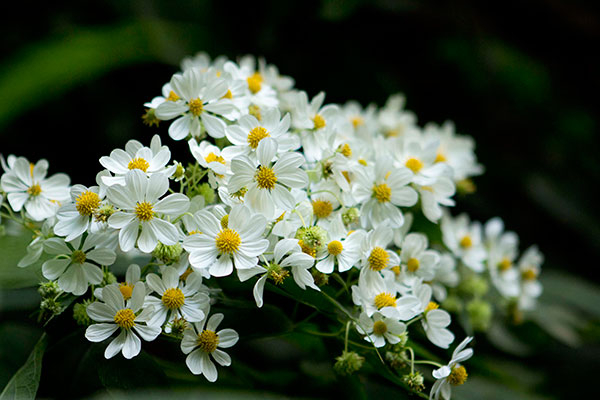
[417,175,456,223]
[99,135,176,187]
[54,184,105,241]
[0,156,70,221]
[94,263,143,301]
[413,280,455,349]
[155,67,236,140]
[484,218,520,298]
[359,226,400,284]
[399,233,440,284]
[392,137,449,186]
[223,58,279,109]
[180,311,239,382]
[430,337,474,400]
[106,170,189,253]
[517,245,544,311]
[188,139,229,177]
[352,156,417,228]
[228,143,308,219]
[377,94,420,139]
[183,204,269,277]
[356,311,407,348]
[441,212,487,272]
[144,266,209,331]
[42,234,116,295]
[85,282,161,359]
[315,216,364,274]
[238,238,319,308]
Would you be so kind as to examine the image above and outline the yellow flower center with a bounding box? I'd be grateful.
[312,199,333,219]
[75,191,100,216]
[339,143,352,158]
[188,98,204,116]
[435,152,447,163]
[372,183,392,203]
[135,201,154,222]
[425,301,439,313]
[522,268,537,281]
[407,257,420,272]
[205,152,226,165]
[498,257,512,271]
[161,287,185,310]
[119,283,134,300]
[327,240,344,256]
[114,308,136,329]
[71,250,87,264]
[197,330,220,353]
[447,365,468,386]
[247,126,270,149]
[268,265,290,285]
[247,72,263,94]
[358,158,368,166]
[368,247,389,271]
[298,240,316,257]
[351,116,364,128]
[374,292,397,309]
[254,166,277,190]
[215,228,241,254]
[405,158,424,173]
[220,214,229,229]
[391,265,401,276]
[222,89,233,99]
[27,184,42,196]
[312,114,326,130]
[372,320,388,335]
[249,104,261,121]
[459,235,473,249]
[166,90,180,102]
[128,157,150,172]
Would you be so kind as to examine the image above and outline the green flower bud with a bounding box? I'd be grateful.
[386,350,408,370]
[38,281,61,298]
[197,182,215,204]
[39,298,62,322]
[141,108,160,127]
[402,371,425,392]
[459,275,489,298]
[73,300,93,326]
[101,270,117,286]
[94,204,115,223]
[167,317,189,338]
[334,351,365,376]
[153,242,183,265]
[467,299,493,331]
[441,295,464,313]
[295,225,327,252]
[172,162,185,181]
[341,208,360,226]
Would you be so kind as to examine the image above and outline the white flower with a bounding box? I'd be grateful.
[399,233,440,284]
[85,282,161,359]
[238,238,318,308]
[180,311,239,382]
[188,139,229,177]
[144,266,209,330]
[441,212,487,272]
[430,337,474,400]
[315,216,364,274]
[358,226,400,283]
[107,170,189,253]
[183,205,269,277]
[517,245,544,311]
[99,135,176,187]
[356,312,406,348]
[414,280,455,349]
[54,184,105,241]
[352,156,417,228]
[0,156,70,221]
[417,176,456,223]
[42,234,116,295]
[223,58,279,109]
[484,218,520,298]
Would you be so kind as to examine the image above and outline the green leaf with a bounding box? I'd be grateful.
[0,228,45,289]
[0,333,47,400]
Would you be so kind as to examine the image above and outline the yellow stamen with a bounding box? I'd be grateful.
[374,292,397,309]
[372,183,392,203]
[373,320,388,335]
[425,301,439,313]
[247,72,263,94]
[313,114,326,130]
[298,240,316,257]
[351,116,364,128]
[312,199,333,219]
[75,191,100,216]
[197,330,219,353]
[220,214,229,229]
[368,247,389,271]
[434,152,447,163]
[71,250,87,264]
[114,308,136,329]
[188,98,204,116]
[327,240,343,256]
[205,152,226,165]
[247,126,270,149]
[254,166,277,190]
[166,91,180,102]
[27,184,42,196]
[447,365,468,386]
[498,257,512,271]
[339,143,352,158]
[405,158,424,173]
[459,235,473,249]
[215,228,241,254]
[407,257,420,272]
[222,89,233,99]
[249,105,261,121]
[128,157,150,172]
[358,158,368,166]
[135,201,154,222]
[522,268,537,281]
[119,283,134,300]
[161,287,185,310]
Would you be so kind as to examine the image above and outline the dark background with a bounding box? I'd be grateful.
[1,1,599,398]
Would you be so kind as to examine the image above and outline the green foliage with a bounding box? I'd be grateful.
[0,333,47,400]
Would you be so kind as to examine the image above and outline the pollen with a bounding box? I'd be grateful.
[351,116,364,128]
[114,308,136,329]
[374,292,397,309]
[368,247,389,271]
[358,158,368,166]
[247,126,270,149]
[128,157,150,172]
[254,166,278,190]
[27,184,42,196]
[447,365,468,386]
[166,90,180,102]
[188,98,204,116]
[339,143,352,158]
[222,89,233,99]
[459,235,473,249]
[71,250,87,264]
[298,240,316,257]
[372,183,392,203]
[197,329,219,353]
[498,257,512,271]
[75,191,100,216]
[268,265,290,285]
[405,158,424,173]
[220,214,229,229]
[312,199,333,219]
[435,152,447,163]
[205,152,226,164]
[312,114,326,130]
[372,320,388,335]
[247,72,263,94]
[215,228,241,254]
[327,240,344,256]
[162,287,185,310]
[391,265,401,276]
[425,301,439,313]
[407,257,420,272]
[135,201,154,222]
[119,282,134,300]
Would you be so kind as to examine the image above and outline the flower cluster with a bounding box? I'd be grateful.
[0,52,543,398]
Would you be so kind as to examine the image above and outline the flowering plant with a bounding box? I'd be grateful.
[0,52,545,399]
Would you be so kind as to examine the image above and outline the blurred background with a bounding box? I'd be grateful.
[1,1,599,399]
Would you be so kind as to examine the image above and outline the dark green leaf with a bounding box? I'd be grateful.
[0,333,47,400]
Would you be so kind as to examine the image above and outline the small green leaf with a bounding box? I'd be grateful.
[0,228,45,289]
[0,333,47,400]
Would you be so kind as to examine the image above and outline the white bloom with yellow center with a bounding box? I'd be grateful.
[183,205,269,277]
[0,156,70,221]
[155,67,237,140]
[352,156,417,228]
[392,137,449,185]
[413,280,455,349]
[93,263,144,302]
[356,311,406,348]
[42,234,116,296]
[228,144,308,220]
[430,337,474,400]
[417,175,456,222]
[315,215,365,274]
[54,184,104,241]
[85,282,161,359]
[358,226,400,283]
[107,170,190,253]
[377,94,420,139]
[484,218,520,298]
[180,310,239,382]
[223,59,279,109]
[399,233,440,284]
[144,266,209,331]
[517,245,544,311]
[99,135,176,187]
[441,212,487,272]
[238,238,319,308]
[188,139,229,177]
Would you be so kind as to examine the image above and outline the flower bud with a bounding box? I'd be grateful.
[334,351,364,376]
[38,281,61,298]
[153,242,183,265]
[341,208,360,226]
[402,371,425,392]
[466,299,493,331]
[73,300,92,326]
